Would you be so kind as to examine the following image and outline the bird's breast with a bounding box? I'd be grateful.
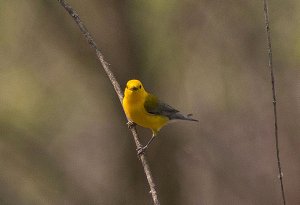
[123,98,144,120]
[123,97,168,133]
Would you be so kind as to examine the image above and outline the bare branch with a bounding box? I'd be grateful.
[263,1,286,204]
[57,0,160,204]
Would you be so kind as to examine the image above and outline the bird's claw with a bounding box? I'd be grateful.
[127,121,136,129]
[137,145,148,156]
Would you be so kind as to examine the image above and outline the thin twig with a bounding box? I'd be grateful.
[263,1,286,204]
[57,1,160,204]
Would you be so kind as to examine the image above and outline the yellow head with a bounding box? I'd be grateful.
[124,79,146,100]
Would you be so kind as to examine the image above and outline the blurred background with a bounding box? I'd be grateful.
[0,0,299,204]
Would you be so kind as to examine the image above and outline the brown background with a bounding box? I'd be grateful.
[0,1,299,204]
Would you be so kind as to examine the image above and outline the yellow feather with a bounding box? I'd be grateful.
[122,79,168,135]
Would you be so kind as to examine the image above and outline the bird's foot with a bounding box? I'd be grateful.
[127,121,136,129]
[137,145,148,156]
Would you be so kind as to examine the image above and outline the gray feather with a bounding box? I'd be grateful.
[144,94,198,121]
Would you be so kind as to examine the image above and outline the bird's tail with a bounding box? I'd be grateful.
[169,113,198,122]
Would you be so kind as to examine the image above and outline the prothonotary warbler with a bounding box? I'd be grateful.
[122,79,198,155]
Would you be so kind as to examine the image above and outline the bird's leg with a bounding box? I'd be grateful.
[127,121,136,129]
[137,133,156,155]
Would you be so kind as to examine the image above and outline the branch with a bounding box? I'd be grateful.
[263,1,286,204]
[57,1,160,204]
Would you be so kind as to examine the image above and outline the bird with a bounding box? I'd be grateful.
[122,79,198,155]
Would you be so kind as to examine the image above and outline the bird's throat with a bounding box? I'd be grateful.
[124,89,146,104]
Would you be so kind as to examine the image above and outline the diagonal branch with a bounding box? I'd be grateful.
[263,1,286,205]
[57,0,160,204]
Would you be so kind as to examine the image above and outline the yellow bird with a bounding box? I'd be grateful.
[122,79,198,154]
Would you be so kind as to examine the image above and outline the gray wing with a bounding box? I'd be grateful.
[144,94,198,121]
[144,94,179,117]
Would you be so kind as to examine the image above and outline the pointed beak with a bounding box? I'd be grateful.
[129,86,138,91]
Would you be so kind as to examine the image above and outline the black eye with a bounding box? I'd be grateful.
[139,85,142,89]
